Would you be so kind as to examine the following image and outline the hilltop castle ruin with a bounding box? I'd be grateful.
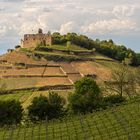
[21,29,52,48]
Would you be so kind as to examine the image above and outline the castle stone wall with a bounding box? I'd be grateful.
[21,29,52,48]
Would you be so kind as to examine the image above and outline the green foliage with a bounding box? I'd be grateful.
[28,92,65,121]
[52,32,138,66]
[0,100,23,126]
[103,95,126,107]
[34,51,81,62]
[0,99,139,139]
[67,41,71,48]
[52,32,67,44]
[68,77,102,114]
[35,45,53,52]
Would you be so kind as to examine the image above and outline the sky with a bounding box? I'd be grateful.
[0,0,140,54]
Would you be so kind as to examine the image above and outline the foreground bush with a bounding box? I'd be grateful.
[0,100,23,125]
[28,92,65,121]
[68,77,102,114]
[103,95,126,107]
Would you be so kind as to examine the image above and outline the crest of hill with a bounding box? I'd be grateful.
[20,30,139,66]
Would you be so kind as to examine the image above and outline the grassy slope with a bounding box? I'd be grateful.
[47,44,91,52]
[0,90,72,109]
[0,98,139,140]
[33,44,112,60]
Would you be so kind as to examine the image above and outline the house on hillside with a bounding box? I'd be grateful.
[21,29,52,49]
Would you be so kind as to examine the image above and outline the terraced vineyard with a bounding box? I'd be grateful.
[0,98,139,140]
[0,48,117,91]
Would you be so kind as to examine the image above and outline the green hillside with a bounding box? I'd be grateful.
[21,43,113,62]
[0,90,71,109]
[0,98,139,140]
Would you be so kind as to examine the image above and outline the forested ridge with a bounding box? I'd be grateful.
[52,32,139,66]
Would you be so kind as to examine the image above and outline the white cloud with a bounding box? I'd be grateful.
[82,19,136,34]
[60,21,79,34]
[113,5,136,18]
[0,26,6,35]
[0,0,140,53]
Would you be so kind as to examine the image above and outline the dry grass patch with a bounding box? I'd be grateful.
[0,51,47,65]
[1,67,64,77]
[0,77,72,90]
[71,61,111,81]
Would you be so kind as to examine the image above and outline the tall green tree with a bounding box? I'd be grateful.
[68,77,102,114]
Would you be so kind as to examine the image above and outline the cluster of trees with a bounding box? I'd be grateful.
[52,32,139,66]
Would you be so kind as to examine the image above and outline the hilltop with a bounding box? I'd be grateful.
[0,32,139,105]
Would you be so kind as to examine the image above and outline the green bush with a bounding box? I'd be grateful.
[35,46,53,52]
[68,77,102,114]
[0,100,23,126]
[103,95,126,107]
[28,92,65,121]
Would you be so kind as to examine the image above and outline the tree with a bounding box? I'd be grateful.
[47,92,65,118]
[28,92,65,121]
[104,65,137,97]
[68,77,102,114]
[0,100,23,126]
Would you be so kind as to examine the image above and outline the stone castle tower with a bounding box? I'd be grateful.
[21,29,52,48]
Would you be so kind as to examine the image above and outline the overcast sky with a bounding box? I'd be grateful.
[0,0,140,54]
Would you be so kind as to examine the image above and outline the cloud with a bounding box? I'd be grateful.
[0,0,140,54]
[82,19,136,34]
[0,7,5,11]
[60,21,80,34]
[0,26,6,35]
[0,0,25,2]
[113,5,136,18]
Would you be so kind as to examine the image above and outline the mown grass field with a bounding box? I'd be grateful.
[0,98,139,140]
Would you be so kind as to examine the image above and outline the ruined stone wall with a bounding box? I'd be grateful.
[22,33,52,48]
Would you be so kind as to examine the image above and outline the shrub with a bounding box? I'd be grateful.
[15,45,21,49]
[68,77,102,114]
[35,46,53,52]
[0,100,23,126]
[28,92,65,121]
[103,95,126,107]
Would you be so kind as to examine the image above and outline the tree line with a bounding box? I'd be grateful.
[52,32,139,66]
